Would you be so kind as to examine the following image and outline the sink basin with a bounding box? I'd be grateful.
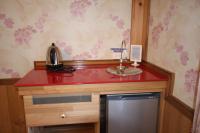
[106,66,143,76]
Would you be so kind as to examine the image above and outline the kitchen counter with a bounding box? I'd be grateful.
[16,64,168,96]
[16,64,168,87]
[15,62,169,133]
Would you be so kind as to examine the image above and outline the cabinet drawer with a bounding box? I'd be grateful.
[23,93,99,127]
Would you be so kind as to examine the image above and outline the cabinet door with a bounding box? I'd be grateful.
[106,93,160,133]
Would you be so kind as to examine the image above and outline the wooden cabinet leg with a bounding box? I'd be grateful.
[158,91,165,133]
[94,122,100,133]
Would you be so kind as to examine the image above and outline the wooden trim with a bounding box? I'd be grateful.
[34,59,125,69]
[142,61,175,97]
[158,91,165,133]
[0,78,20,85]
[142,61,194,120]
[18,81,167,96]
[163,99,193,133]
[131,0,150,60]
[166,96,194,121]
[141,0,150,60]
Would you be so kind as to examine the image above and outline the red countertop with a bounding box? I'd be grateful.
[15,65,168,87]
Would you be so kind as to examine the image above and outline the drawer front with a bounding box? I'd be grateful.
[23,93,99,127]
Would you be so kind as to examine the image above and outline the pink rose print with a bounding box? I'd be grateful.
[149,16,153,27]
[56,41,72,58]
[151,3,177,48]
[70,0,92,17]
[72,39,103,60]
[122,29,130,44]
[4,18,14,28]
[90,40,103,58]
[116,19,124,29]
[151,23,164,48]
[184,69,198,93]
[14,25,37,45]
[175,43,183,53]
[109,14,129,41]
[0,13,6,20]
[0,13,14,29]
[92,0,98,6]
[195,0,200,7]
[34,13,48,32]
[0,67,20,78]
[163,4,177,31]
[109,14,118,21]
[73,52,92,60]
[180,51,189,66]
[13,13,47,46]
[109,14,124,29]
[174,42,189,66]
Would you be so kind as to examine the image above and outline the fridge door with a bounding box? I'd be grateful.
[107,93,160,133]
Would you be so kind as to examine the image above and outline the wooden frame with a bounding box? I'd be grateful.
[130,45,142,66]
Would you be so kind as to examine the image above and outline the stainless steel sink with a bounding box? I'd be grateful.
[106,66,142,76]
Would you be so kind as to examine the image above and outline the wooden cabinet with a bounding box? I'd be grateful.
[16,61,170,133]
[18,82,166,133]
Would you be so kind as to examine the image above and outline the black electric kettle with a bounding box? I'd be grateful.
[46,43,75,73]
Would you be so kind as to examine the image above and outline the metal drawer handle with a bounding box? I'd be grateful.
[60,113,66,118]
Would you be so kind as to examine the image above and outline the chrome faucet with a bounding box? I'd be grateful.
[119,40,127,71]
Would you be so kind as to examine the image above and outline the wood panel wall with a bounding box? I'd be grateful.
[0,79,26,133]
[162,98,193,133]
[0,85,13,133]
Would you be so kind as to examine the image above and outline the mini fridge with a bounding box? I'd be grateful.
[101,93,160,133]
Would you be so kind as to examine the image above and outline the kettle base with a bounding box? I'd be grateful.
[46,64,64,71]
[46,64,76,73]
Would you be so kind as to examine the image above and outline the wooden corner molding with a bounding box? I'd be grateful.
[0,78,20,85]
[131,0,150,61]
[142,61,194,120]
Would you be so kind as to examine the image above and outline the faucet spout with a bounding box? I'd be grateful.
[119,40,126,70]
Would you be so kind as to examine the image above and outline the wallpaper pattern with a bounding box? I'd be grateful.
[148,0,200,107]
[0,0,131,78]
[1,0,199,107]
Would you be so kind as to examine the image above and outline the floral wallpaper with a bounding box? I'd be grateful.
[1,0,199,108]
[0,0,132,78]
[148,0,200,107]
